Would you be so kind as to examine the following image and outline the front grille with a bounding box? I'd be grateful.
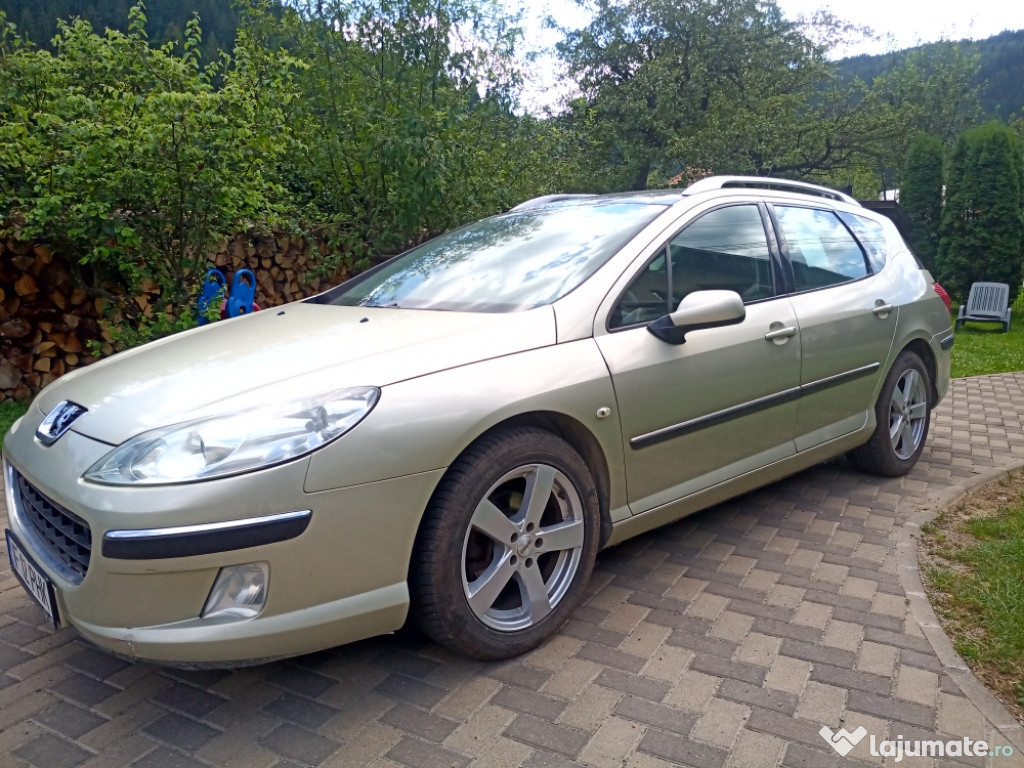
[14,470,91,582]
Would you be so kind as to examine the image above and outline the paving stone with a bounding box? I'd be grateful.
[561,619,628,649]
[614,695,698,736]
[142,712,221,752]
[690,696,750,748]
[385,736,472,768]
[717,679,799,715]
[640,644,693,683]
[750,617,820,644]
[734,633,780,669]
[263,693,338,730]
[33,700,108,739]
[725,729,787,768]
[689,653,767,687]
[745,707,829,749]
[638,727,729,768]
[64,649,130,681]
[577,716,644,768]
[855,641,898,677]
[51,674,121,707]
[491,685,567,723]
[793,681,847,726]
[594,668,671,702]
[129,746,209,768]
[664,670,721,714]
[846,690,937,729]
[764,655,811,697]
[259,723,340,766]
[576,641,646,674]
[895,665,940,708]
[557,683,620,733]
[373,674,449,709]
[503,714,589,759]
[809,663,892,697]
[152,683,226,719]
[265,667,337,699]
[781,742,875,768]
[484,661,553,692]
[665,630,738,659]
[13,732,92,768]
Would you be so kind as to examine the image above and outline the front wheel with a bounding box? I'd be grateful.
[849,350,932,476]
[410,428,600,660]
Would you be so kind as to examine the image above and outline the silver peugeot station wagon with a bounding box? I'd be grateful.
[2,176,953,665]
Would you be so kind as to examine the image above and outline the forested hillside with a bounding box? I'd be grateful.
[0,0,242,60]
[837,30,1024,120]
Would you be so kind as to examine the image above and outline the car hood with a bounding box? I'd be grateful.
[36,303,557,445]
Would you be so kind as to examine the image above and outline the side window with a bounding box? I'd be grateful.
[837,212,888,273]
[775,206,870,290]
[610,205,773,329]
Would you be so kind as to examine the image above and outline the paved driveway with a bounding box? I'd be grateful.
[3,373,1024,768]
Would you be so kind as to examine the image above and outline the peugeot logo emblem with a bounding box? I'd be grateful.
[36,401,88,445]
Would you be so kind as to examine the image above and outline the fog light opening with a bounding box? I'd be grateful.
[202,562,269,620]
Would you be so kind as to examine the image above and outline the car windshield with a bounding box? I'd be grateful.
[322,202,667,312]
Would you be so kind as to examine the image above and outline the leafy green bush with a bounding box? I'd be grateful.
[0,5,301,346]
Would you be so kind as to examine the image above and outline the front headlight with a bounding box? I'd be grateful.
[84,387,379,485]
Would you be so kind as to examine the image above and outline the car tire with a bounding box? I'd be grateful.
[410,427,600,660]
[849,350,932,477]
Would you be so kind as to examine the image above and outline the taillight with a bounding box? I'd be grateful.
[933,282,952,314]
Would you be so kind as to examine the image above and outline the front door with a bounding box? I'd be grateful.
[595,204,803,514]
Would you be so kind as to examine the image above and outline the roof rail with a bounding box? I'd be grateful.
[510,194,598,212]
[683,176,860,206]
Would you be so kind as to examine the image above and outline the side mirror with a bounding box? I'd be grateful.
[647,290,746,345]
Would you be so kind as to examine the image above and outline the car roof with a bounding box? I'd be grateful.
[512,176,860,213]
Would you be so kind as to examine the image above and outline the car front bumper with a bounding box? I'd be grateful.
[2,407,442,666]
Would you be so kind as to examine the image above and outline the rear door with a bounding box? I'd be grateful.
[768,204,898,451]
[596,203,802,514]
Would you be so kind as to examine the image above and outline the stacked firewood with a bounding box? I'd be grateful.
[0,239,99,402]
[0,232,352,403]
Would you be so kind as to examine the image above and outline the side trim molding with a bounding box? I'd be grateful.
[102,510,312,560]
[630,362,881,450]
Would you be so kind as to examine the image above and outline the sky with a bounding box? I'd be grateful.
[515,0,1024,109]
[776,0,1024,57]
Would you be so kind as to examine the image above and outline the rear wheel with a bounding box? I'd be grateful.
[849,350,931,476]
[411,428,600,660]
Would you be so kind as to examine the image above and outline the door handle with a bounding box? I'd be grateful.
[872,301,896,318]
[764,326,797,341]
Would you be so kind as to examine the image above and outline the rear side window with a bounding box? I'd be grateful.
[838,212,888,273]
[774,206,870,290]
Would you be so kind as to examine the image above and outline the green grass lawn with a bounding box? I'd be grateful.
[921,472,1024,721]
[949,298,1024,379]
[0,399,28,453]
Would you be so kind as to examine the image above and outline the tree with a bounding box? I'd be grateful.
[0,5,301,344]
[872,41,982,147]
[553,0,906,190]
[937,122,1024,301]
[241,0,557,260]
[900,133,944,271]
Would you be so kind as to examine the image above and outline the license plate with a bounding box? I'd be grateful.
[5,530,60,628]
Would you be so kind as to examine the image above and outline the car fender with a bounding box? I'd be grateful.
[303,338,628,516]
